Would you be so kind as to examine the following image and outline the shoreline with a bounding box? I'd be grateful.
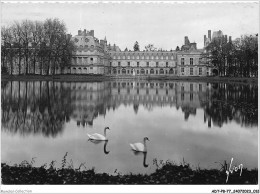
[1,74,258,84]
[1,161,258,185]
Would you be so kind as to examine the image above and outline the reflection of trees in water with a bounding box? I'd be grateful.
[203,83,258,128]
[1,81,73,137]
[2,81,258,135]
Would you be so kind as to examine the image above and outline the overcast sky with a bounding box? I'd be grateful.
[1,1,259,50]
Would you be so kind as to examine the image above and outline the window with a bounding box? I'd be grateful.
[90,58,93,61]
[128,62,130,67]
[166,62,168,67]
[181,67,184,73]
[150,69,154,74]
[147,62,149,67]
[190,83,193,91]
[160,69,164,74]
[190,68,193,75]
[141,69,145,74]
[113,68,117,74]
[190,58,193,65]
[110,62,112,66]
[118,62,121,66]
[181,58,184,65]
[199,84,202,92]
[190,93,193,101]
[181,93,184,101]
[199,58,202,63]
[118,70,120,74]
[199,67,202,75]
[122,68,126,74]
[169,68,174,74]
[137,62,139,67]
[156,62,159,67]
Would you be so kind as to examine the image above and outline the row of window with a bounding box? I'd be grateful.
[112,82,176,89]
[181,67,203,75]
[112,68,175,75]
[74,57,94,61]
[113,94,175,102]
[111,61,170,67]
[181,58,203,65]
[112,55,174,60]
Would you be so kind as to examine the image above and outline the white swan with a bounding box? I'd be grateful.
[130,137,149,152]
[87,127,110,141]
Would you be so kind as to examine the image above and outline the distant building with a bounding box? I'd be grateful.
[62,29,215,76]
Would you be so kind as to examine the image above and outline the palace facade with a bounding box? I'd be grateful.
[65,29,215,76]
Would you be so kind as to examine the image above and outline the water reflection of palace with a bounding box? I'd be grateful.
[108,81,210,118]
[60,82,111,127]
[1,81,257,136]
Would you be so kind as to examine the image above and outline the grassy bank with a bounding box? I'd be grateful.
[1,160,258,185]
[1,74,258,84]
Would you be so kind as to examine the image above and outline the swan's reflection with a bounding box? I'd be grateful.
[131,151,149,168]
[130,137,150,168]
[88,139,110,155]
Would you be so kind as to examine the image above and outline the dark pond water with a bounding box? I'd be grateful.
[1,80,258,175]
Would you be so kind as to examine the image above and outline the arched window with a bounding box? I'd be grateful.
[169,68,174,74]
[122,68,126,74]
[113,68,117,74]
[141,69,145,74]
[150,69,154,74]
[160,69,164,74]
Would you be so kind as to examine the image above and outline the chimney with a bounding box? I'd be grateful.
[78,30,82,36]
[204,35,207,46]
[83,29,86,35]
[90,30,94,37]
[184,36,190,45]
[208,30,211,41]
[225,35,228,43]
[229,36,232,42]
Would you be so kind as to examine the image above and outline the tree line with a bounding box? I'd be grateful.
[1,18,75,75]
[204,34,258,77]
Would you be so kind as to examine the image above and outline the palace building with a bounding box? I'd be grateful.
[65,29,215,76]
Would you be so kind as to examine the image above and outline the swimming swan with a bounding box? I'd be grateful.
[87,127,110,141]
[130,137,149,152]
